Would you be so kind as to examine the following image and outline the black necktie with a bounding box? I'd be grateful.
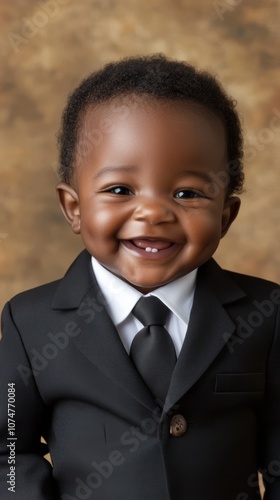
[130,296,177,403]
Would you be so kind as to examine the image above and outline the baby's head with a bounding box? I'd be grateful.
[57,54,244,292]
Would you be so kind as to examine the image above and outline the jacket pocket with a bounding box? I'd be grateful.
[215,373,265,393]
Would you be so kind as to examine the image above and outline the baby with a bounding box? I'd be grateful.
[0,54,279,500]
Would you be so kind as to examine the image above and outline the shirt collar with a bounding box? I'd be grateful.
[91,256,197,326]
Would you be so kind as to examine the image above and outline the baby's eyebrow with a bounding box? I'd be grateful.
[93,165,138,179]
[175,169,214,183]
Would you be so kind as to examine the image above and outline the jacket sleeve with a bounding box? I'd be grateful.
[262,304,280,499]
[0,302,60,500]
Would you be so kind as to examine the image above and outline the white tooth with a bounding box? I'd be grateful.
[145,247,152,252]
[151,248,158,253]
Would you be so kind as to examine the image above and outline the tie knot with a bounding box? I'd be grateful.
[132,296,170,327]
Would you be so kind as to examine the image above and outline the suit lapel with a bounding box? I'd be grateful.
[52,250,246,415]
[164,259,246,415]
[51,250,156,410]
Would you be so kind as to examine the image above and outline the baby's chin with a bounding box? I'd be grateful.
[116,273,177,294]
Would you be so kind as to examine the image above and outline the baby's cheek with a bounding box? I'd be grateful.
[188,211,221,240]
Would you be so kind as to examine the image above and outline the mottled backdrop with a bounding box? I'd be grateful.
[1,0,279,310]
[1,1,280,496]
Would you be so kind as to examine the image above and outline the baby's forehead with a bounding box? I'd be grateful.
[74,94,227,178]
[79,94,225,136]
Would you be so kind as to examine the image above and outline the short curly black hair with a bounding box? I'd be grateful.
[57,54,244,194]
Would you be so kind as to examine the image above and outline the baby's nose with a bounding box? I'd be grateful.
[133,198,176,225]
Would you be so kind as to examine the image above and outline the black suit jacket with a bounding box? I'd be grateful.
[0,249,279,500]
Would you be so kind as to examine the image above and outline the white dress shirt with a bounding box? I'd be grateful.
[91,256,197,357]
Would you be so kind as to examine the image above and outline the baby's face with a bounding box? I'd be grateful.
[57,96,240,293]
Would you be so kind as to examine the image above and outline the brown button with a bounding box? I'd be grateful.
[170,414,187,437]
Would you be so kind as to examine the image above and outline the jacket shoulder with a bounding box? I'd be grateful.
[224,268,279,299]
[200,259,279,304]
[6,250,91,314]
[8,279,63,312]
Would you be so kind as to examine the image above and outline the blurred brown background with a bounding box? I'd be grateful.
[0,0,279,310]
[1,1,279,496]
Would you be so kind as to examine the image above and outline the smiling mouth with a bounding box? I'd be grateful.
[131,238,173,252]
[121,238,180,259]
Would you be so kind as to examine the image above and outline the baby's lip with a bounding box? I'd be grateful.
[130,238,174,251]
[121,238,181,259]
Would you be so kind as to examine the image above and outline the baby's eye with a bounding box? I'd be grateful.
[174,189,202,199]
[109,186,133,195]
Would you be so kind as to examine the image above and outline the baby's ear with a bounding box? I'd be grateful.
[56,183,81,234]
[221,196,241,238]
